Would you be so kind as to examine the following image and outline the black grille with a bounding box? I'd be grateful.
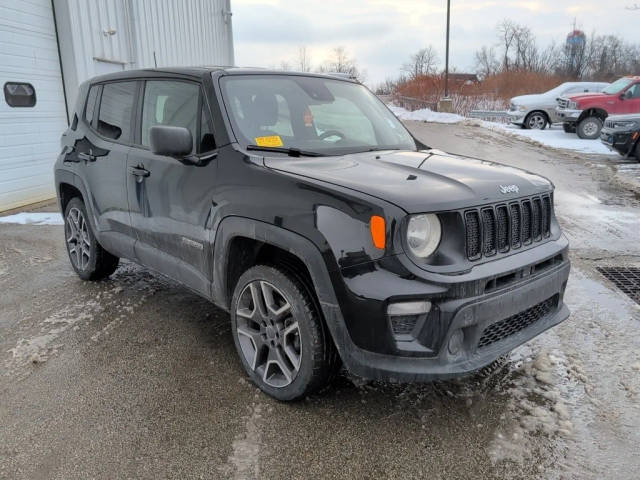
[464,194,552,261]
[496,205,509,252]
[477,295,558,349]
[465,211,481,259]
[482,209,496,256]
[521,200,532,244]
[510,203,521,248]
[390,315,419,335]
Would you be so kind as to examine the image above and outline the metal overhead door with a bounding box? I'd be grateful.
[0,0,68,211]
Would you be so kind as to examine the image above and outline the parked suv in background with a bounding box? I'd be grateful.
[508,82,608,130]
[55,68,570,401]
[600,114,640,160]
[556,76,640,139]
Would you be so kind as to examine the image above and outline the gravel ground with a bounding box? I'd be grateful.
[1,122,639,479]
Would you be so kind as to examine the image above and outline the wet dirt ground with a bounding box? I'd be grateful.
[1,122,639,479]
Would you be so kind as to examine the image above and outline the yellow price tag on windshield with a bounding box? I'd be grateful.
[254,135,283,147]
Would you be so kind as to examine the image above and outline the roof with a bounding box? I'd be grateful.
[86,66,358,84]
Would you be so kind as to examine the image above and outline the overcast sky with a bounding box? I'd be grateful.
[231,0,639,86]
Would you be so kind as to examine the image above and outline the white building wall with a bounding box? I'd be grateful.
[0,0,234,211]
[54,0,234,117]
[0,0,69,211]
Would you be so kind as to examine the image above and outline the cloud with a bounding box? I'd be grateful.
[231,0,639,85]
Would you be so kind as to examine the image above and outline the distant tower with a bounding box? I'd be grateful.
[566,19,586,73]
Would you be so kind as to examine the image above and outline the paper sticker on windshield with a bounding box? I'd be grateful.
[255,135,283,147]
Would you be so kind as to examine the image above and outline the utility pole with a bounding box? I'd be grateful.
[439,0,453,112]
[444,0,450,98]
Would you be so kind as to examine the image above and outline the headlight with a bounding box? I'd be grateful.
[568,101,578,109]
[518,105,527,112]
[406,214,441,258]
[612,120,638,129]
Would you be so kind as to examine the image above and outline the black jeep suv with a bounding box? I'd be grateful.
[55,68,570,401]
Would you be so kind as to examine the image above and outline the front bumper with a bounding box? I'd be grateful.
[600,127,638,156]
[556,107,582,122]
[507,111,526,125]
[329,238,570,382]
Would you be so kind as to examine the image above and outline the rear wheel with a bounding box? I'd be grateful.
[577,116,603,140]
[64,197,119,280]
[524,111,548,130]
[230,265,338,401]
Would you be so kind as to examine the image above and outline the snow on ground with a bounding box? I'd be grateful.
[485,123,618,156]
[387,104,465,124]
[0,212,63,225]
[388,104,618,156]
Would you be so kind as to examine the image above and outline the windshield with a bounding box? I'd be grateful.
[603,78,633,94]
[219,75,417,155]
[544,83,569,97]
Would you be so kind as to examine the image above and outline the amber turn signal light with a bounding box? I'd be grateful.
[370,215,386,249]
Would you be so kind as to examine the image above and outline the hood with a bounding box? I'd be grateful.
[264,150,552,213]
[606,113,640,122]
[511,93,548,106]
[565,92,606,102]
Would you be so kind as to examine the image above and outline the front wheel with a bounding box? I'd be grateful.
[230,265,338,401]
[577,116,603,140]
[635,141,640,162]
[64,197,119,280]
[524,112,548,130]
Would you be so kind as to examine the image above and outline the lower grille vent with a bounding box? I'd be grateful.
[477,295,558,349]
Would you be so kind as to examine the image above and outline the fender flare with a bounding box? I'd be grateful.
[211,216,357,362]
[55,169,99,233]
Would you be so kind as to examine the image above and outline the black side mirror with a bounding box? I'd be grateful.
[150,125,193,158]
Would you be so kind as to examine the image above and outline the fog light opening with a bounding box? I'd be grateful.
[448,329,464,355]
[387,301,432,337]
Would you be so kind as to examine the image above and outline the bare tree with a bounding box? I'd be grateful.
[402,46,439,79]
[318,46,363,81]
[297,46,312,72]
[474,46,499,78]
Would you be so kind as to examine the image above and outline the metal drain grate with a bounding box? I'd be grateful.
[597,267,640,305]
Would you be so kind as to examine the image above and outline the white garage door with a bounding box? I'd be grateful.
[0,0,68,212]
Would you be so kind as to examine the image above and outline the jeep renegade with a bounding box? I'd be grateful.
[55,68,570,401]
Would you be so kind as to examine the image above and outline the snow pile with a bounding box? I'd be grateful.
[387,104,465,124]
[484,123,618,156]
[0,212,63,225]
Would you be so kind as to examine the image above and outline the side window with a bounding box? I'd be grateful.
[200,104,216,153]
[97,82,136,141]
[4,82,36,107]
[141,80,200,151]
[84,85,99,126]
[627,84,640,99]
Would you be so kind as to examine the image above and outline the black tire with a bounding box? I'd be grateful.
[576,116,603,140]
[230,265,338,401]
[563,122,576,134]
[524,111,548,130]
[64,197,119,280]
[635,141,640,162]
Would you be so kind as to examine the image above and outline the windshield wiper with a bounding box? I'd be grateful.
[246,145,322,157]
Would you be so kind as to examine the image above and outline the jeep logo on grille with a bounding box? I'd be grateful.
[499,184,519,194]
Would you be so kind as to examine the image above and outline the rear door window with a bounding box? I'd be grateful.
[85,85,100,126]
[141,80,200,151]
[97,81,137,142]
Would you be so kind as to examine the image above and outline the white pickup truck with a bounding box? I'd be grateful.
[507,82,609,129]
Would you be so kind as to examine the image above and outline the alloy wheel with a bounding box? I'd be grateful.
[527,113,546,129]
[235,280,302,388]
[66,207,91,271]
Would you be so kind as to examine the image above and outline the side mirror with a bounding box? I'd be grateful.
[150,125,193,158]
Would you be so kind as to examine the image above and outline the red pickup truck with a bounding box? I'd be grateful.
[556,76,640,139]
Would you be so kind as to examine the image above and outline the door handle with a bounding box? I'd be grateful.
[78,152,96,162]
[129,166,150,178]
